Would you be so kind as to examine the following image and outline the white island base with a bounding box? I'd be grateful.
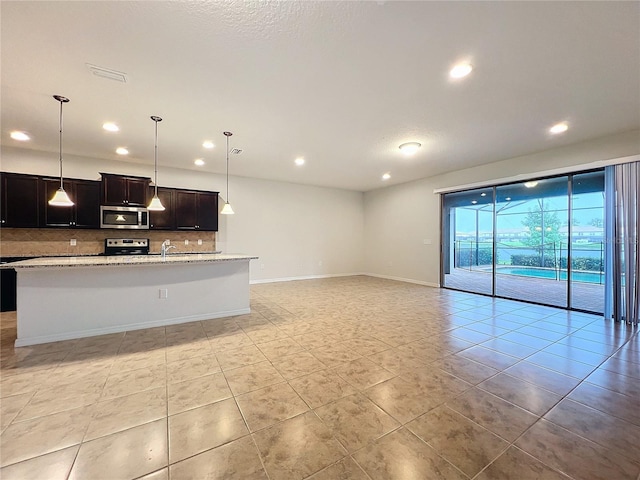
[13,255,256,347]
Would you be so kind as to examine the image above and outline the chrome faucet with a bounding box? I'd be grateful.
[161,240,176,259]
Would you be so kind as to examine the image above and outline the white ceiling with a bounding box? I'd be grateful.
[1,1,639,192]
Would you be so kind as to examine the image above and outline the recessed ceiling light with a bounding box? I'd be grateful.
[399,142,421,155]
[10,131,30,141]
[480,192,487,197]
[450,63,473,79]
[382,172,391,180]
[471,200,478,204]
[524,181,539,188]
[549,122,568,134]
[115,147,129,155]
[505,197,511,201]
[202,141,214,149]
[103,122,119,132]
[194,158,205,166]
[295,157,305,166]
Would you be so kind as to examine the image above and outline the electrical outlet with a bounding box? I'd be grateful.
[318,260,323,266]
[159,288,168,299]
[423,239,432,245]
[70,239,77,246]
[197,239,202,245]
[184,239,189,245]
[261,263,265,269]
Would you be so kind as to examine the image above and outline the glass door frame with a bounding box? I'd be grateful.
[440,168,605,314]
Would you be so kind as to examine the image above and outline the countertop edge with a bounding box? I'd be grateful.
[8,254,259,269]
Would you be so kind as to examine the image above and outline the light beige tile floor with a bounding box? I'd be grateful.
[1,276,639,479]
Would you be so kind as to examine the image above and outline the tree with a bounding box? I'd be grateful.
[521,200,563,254]
[589,217,603,228]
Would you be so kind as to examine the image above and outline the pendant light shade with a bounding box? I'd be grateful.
[221,202,234,215]
[221,131,234,215]
[49,188,74,206]
[147,115,165,211]
[49,95,74,207]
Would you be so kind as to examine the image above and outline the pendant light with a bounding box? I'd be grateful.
[220,131,234,215]
[147,115,165,211]
[48,95,74,206]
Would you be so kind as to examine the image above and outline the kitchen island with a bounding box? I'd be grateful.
[10,253,257,346]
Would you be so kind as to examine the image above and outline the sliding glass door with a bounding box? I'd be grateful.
[441,169,605,313]
[495,177,569,308]
[442,187,494,295]
[570,171,605,312]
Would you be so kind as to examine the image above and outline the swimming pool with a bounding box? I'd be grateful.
[496,266,604,284]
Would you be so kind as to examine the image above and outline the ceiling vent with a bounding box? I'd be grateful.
[230,148,242,155]
[86,63,128,83]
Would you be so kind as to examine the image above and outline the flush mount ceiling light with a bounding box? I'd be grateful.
[382,172,391,181]
[194,158,205,166]
[147,116,165,211]
[102,122,119,132]
[295,157,305,166]
[48,95,74,207]
[549,122,569,134]
[524,181,539,188]
[221,131,234,215]
[116,147,129,155]
[449,63,473,79]
[505,197,512,201]
[399,142,421,156]
[471,200,478,204]
[10,131,30,141]
[202,141,214,149]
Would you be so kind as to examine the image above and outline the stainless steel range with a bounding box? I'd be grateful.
[104,238,150,256]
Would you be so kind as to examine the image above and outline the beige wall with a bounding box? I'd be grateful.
[1,146,365,281]
[363,129,640,286]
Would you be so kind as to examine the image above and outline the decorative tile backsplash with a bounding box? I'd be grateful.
[0,228,216,257]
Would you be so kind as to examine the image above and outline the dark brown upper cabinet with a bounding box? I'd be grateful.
[148,186,175,230]
[175,189,218,231]
[41,177,100,228]
[101,173,150,206]
[0,172,40,228]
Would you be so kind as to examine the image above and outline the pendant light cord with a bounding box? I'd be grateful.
[150,115,162,197]
[226,134,230,203]
[154,119,159,197]
[58,98,64,190]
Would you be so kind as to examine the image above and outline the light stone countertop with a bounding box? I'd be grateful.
[7,253,258,269]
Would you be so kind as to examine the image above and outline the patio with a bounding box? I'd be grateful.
[444,268,605,314]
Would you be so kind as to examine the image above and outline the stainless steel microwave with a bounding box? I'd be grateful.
[100,206,149,229]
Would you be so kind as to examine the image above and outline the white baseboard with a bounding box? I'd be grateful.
[251,272,440,288]
[362,272,440,288]
[250,273,362,284]
[14,308,251,347]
